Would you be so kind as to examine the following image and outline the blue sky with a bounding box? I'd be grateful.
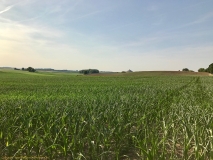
[0,0,213,71]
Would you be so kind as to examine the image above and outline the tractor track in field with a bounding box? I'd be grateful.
[156,76,209,108]
[146,77,197,123]
[156,77,196,107]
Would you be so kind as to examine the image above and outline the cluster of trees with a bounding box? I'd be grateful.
[26,67,36,72]
[15,67,36,72]
[198,63,213,73]
[182,68,194,72]
[182,63,213,74]
[198,68,206,72]
[79,69,99,75]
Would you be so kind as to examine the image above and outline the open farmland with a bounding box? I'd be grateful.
[0,70,213,159]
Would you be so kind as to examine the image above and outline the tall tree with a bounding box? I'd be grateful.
[207,63,213,74]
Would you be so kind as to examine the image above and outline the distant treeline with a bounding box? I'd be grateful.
[36,68,78,72]
[182,63,213,74]
[14,67,36,72]
[79,69,99,74]
[36,68,54,71]
[198,63,213,73]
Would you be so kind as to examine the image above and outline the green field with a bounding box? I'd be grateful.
[0,70,213,159]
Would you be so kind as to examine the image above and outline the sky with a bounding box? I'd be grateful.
[0,0,213,72]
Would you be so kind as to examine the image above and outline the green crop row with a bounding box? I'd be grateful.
[0,73,213,159]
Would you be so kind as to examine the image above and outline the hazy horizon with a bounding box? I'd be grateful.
[1,0,213,72]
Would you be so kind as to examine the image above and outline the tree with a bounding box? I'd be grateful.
[83,70,89,75]
[205,68,209,72]
[79,69,99,74]
[89,69,99,74]
[207,63,213,74]
[198,68,205,72]
[182,68,189,71]
[27,67,36,72]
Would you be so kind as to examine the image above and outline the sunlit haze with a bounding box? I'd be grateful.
[0,0,213,71]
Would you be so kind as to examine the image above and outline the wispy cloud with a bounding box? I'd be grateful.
[109,21,138,31]
[16,10,49,23]
[123,37,160,47]
[174,11,213,30]
[0,0,24,14]
[186,11,213,26]
[69,10,103,22]
[0,0,212,71]
[59,0,81,17]
[0,5,14,14]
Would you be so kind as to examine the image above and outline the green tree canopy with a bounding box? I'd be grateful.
[79,69,99,74]
[27,67,36,72]
[207,63,213,74]
[182,68,189,71]
[198,68,205,72]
